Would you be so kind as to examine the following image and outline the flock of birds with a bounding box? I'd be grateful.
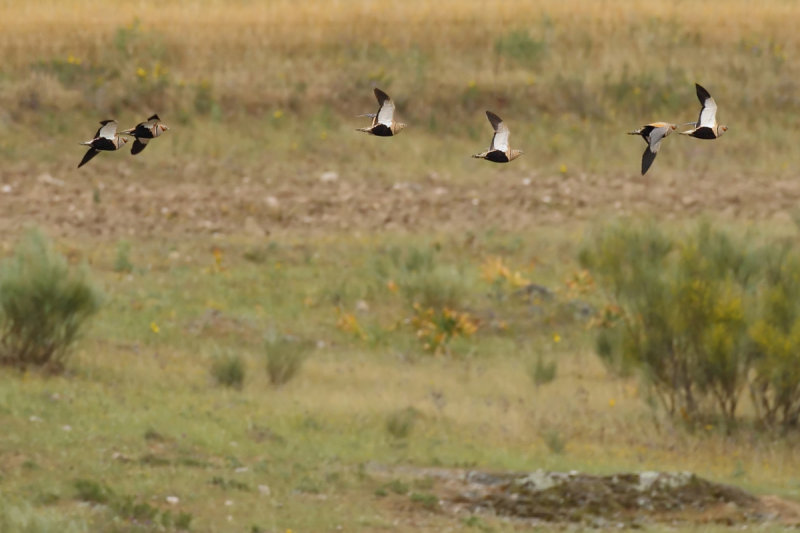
[77,83,726,176]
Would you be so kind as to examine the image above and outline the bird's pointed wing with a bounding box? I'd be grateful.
[647,125,669,154]
[486,111,510,152]
[374,88,396,126]
[96,120,118,140]
[695,84,718,128]
[641,146,657,175]
[147,114,160,121]
[78,148,100,168]
[131,138,149,155]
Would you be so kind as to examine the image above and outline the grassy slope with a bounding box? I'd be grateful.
[2,233,800,531]
[1,1,800,531]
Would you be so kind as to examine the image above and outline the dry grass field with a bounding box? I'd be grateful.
[2,1,800,532]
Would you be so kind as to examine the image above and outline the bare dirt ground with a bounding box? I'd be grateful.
[0,162,798,240]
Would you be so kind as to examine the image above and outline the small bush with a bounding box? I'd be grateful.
[386,407,420,439]
[542,429,566,454]
[73,479,113,504]
[113,240,133,273]
[211,351,245,389]
[0,231,101,371]
[581,220,800,430]
[0,497,87,533]
[494,30,548,65]
[409,492,439,511]
[529,356,557,387]
[265,334,311,386]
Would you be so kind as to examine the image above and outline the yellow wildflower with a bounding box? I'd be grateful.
[150,322,160,334]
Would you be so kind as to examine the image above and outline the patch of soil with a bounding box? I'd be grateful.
[0,163,798,240]
[368,464,800,528]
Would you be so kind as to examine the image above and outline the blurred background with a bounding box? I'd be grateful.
[1,1,800,532]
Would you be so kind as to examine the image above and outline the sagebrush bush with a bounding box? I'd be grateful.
[580,220,800,428]
[265,334,311,386]
[0,231,101,371]
[210,350,245,389]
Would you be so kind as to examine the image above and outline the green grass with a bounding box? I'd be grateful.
[0,229,799,531]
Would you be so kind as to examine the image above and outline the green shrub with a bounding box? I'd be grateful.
[528,355,557,387]
[542,429,566,454]
[748,246,800,428]
[0,231,101,371]
[580,220,799,428]
[494,30,548,65]
[409,492,439,511]
[265,334,311,386]
[73,478,113,504]
[0,497,88,533]
[211,350,245,389]
[386,407,419,440]
[373,244,470,310]
[113,240,133,273]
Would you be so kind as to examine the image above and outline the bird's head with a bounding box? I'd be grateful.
[718,125,728,136]
[393,122,407,134]
[509,149,524,161]
[158,123,169,133]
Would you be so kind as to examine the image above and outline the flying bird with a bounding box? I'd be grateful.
[472,111,523,163]
[356,88,407,136]
[680,83,727,139]
[121,114,169,155]
[627,122,677,175]
[78,120,128,168]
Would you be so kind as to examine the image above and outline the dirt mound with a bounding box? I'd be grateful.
[368,464,800,528]
[454,470,761,527]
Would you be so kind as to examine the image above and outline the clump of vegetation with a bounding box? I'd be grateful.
[0,231,101,372]
[0,497,88,533]
[265,333,312,386]
[542,429,566,454]
[410,304,478,355]
[73,479,113,504]
[409,492,439,511]
[386,407,420,440]
[73,478,192,529]
[581,220,800,430]
[113,240,134,273]
[211,350,246,389]
[529,355,557,387]
[494,29,548,66]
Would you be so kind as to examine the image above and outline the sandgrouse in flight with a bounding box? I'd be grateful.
[628,122,677,175]
[680,83,727,139]
[472,111,523,163]
[121,114,169,155]
[356,88,407,136]
[78,120,129,168]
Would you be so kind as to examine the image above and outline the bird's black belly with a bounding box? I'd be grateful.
[134,126,155,138]
[690,127,717,140]
[485,150,509,163]
[92,138,117,151]
[371,124,393,137]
